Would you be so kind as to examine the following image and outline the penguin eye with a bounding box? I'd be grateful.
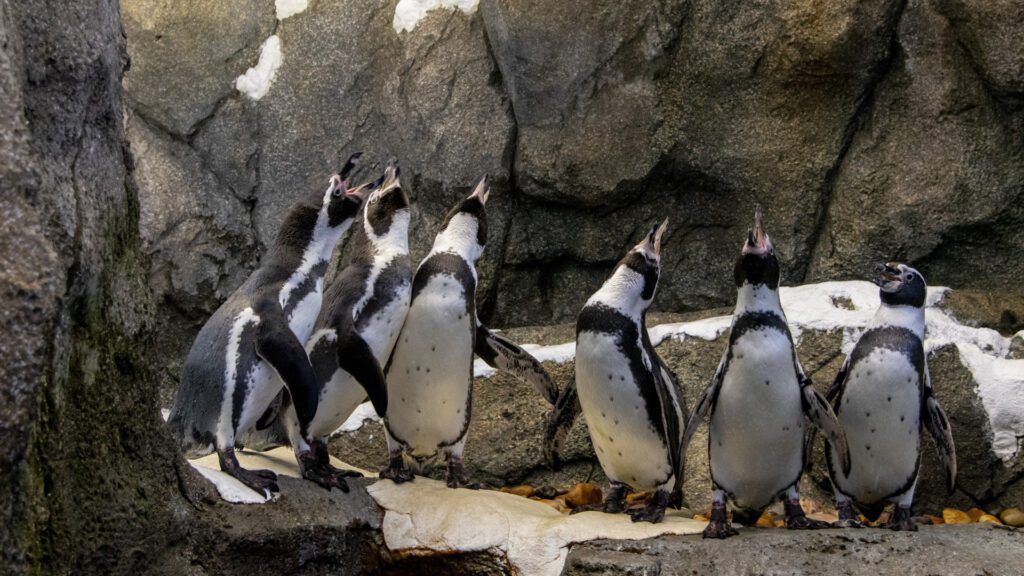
[332,188,343,198]
[904,273,913,282]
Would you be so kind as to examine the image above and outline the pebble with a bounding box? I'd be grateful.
[966,507,986,522]
[499,485,534,498]
[625,491,651,505]
[564,483,602,508]
[999,507,1024,527]
[943,508,971,524]
[979,514,1002,525]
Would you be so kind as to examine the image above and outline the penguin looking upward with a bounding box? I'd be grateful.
[275,162,412,490]
[544,220,687,523]
[167,154,373,495]
[682,207,851,538]
[380,177,557,488]
[824,263,956,530]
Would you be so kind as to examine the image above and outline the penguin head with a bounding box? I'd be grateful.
[324,152,372,228]
[874,263,926,308]
[437,175,489,261]
[363,160,410,240]
[618,218,668,304]
[734,205,780,290]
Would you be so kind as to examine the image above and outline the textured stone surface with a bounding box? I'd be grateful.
[121,0,1024,354]
[0,1,189,573]
[562,524,1024,576]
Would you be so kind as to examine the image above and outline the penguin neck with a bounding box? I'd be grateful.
[429,231,482,265]
[366,210,410,261]
[870,303,925,338]
[274,209,352,308]
[589,267,649,320]
[734,282,784,317]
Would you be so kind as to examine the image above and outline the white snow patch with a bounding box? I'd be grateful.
[393,0,479,33]
[956,345,1024,462]
[368,477,704,576]
[473,341,576,378]
[235,35,283,101]
[333,401,381,434]
[275,0,308,20]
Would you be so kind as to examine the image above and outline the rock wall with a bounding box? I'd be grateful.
[0,1,189,573]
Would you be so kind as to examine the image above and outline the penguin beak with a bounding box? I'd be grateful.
[742,205,772,255]
[873,262,903,292]
[652,218,669,258]
[338,151,363,180]
[469,174,490,205]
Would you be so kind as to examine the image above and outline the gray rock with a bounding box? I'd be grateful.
[807,0,1024,290]
[562,524,1024,576]
[121,0,275,136]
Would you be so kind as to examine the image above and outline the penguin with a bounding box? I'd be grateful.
[681,206,852,538]
[824,263,956,530]
[272,161,413,491]
[167,153,372,495]
[380,177,557,488]
[543,220,686,523]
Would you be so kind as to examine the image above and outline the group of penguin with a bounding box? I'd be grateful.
[167,154,958,539]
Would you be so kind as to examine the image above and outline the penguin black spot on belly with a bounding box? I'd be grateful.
[614,418,619,425]
[718,440,722,447]
[431,346,435,352]
[457,408,462,414]
[601,411,606,418]
[609,395,614,402]
[620,376,625,381]
[866,412,871,417]
[765,380,770,386]
[907,377,912,383]
[887,396,892,402]
[416,366,420,371]
[426,368,431,373]
[866,445,871,451]
[607,374,613,380]
[783,426,789,431]
[871,428,876,433]
[416,408,421,414]
[900,415,905,422]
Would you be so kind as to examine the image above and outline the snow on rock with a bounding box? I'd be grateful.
[235,35,282,101]
[393,0,479,33]
[956,345,1024,462]
[275,0,309,20]
[367,477,704,576]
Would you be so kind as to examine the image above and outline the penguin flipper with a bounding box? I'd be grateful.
[254,319,319,437]
[543,379,581,470]
[336,334,388,418]
[922,375,957,494]
[804,357,850,471]
[475,323,557,405]
[681,355,725,455]
[800,377,851,476]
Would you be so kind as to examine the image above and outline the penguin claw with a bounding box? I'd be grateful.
[231,468,280,495]
[302,466,351,492]
[628,503,667,524]
[702,520,739,539]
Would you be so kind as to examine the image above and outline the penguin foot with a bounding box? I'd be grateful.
[784,499,829,530]
[297,450,352,492]
[218,449,279,495]
[445,457,479,489]
[884,506,917,532]
[702,502,738,539]
[379,463,415,484]
[628,490,669,523]
[702,519,738,539]
[834,503,864,528]
[232,467,280,495]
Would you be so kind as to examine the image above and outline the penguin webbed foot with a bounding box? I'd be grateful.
[444,458,479,489]
[218,449,280,495]
[884,506,918,532]
[702,502,738,539]
[833,502,865,528]
[628,491,669,524]
[298,450,353,492]
[379,455,415,484]
[783,500,830,530]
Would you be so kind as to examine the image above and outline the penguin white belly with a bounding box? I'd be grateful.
[832,349,921,504]
[287,281,324,344]
[386,275,472,458]
[306,293,411,440]
[710,328,804,509]
[576,332,673,491]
